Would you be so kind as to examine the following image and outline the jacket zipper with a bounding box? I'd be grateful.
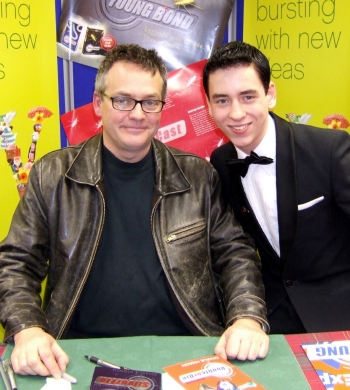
[151,199,211,335]
[166,222,206,243]
[56,184,106,339]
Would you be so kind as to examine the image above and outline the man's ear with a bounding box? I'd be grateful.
[206,95,213,117]
[267,82,277,110]
[93,92,103,117]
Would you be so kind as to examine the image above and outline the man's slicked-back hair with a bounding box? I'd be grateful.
[203,41,271,97]
[95,44,168,100]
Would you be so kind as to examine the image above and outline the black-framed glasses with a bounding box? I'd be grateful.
[101,92,165,113]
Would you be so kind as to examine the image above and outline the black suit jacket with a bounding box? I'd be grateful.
[211,112,350,333]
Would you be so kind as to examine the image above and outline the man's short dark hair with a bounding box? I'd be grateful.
[203,41,271,97]
[95,44,168,100]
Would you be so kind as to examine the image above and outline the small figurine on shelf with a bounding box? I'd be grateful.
[27,106,53,165]
[0,107,53,197]
[0,111,16,149]
[323,113,350,130]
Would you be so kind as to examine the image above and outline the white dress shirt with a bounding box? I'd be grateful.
[235,115,280,256]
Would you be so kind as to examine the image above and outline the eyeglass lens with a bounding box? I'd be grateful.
[112,97,163,112]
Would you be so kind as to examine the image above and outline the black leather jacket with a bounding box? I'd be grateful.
[0,134,267,341]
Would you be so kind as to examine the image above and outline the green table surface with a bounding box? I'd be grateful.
[1,335,310,389]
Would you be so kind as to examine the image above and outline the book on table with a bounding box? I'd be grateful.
[162,354,265,390]
[302,339,350,390]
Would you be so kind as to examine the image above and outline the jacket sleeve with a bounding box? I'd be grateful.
[0,161,50,341]
[330,130,350,218]
[208,166,269,332]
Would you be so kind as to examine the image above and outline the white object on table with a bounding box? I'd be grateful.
[40,377,72,390]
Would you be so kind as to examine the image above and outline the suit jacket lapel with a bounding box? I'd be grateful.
[226,114,298,269]
[273,113,298,264]
[227,147,248,214]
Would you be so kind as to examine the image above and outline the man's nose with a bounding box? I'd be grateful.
[228,101,246,120]
[129,101,146,118]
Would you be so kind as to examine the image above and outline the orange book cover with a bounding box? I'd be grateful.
[163,355,265,390]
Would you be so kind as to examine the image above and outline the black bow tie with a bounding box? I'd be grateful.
[225,151,273,177]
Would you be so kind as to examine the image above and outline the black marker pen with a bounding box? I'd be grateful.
[85,355,130,370]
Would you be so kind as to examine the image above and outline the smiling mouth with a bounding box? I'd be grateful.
[230,123,250,132]
[124,126,147,132]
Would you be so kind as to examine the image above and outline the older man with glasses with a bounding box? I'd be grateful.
[0,44,269,379]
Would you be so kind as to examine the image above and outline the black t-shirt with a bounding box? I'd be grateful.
[66,145,191,338]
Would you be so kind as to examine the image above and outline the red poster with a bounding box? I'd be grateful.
[60,60,228,160]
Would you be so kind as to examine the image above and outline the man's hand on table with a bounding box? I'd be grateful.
[214,318,269,361]
[12,327,69,378]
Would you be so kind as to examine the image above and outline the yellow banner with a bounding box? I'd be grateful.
[0,1,60,241]
[244,0,350,130]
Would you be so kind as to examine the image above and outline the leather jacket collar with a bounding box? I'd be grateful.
[65,133,191,195]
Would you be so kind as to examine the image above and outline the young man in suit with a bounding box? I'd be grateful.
[205,41,350,334]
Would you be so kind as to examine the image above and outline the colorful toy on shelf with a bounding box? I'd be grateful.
[323,113,350,130]
[27,106,53,164]
[286,112,312,125]
[0,111,16,148]
[0,107,53,197]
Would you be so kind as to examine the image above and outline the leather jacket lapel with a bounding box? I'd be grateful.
[65,133,104,185]
[152,139,191,195]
